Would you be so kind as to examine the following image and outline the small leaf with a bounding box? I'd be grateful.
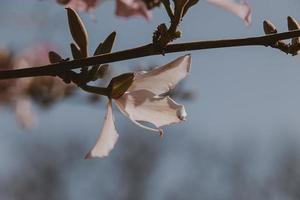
[88,66,100,81]
[263,20,277,35]
[96,64,109,79]
[70,43,83,59]
[88,64,109,81]
[48,51,63,63]
[88,32,117,81]
[66,7,88,57]
[173,0,189,19]
[93,42,103,56]
[288,16,300,31]
[262,20,289,54]
[287,16,300,45]
[93,31,116,55]
[108,73,134,99]
[183,0,199,17]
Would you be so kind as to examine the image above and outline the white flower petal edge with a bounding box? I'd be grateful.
[206,0,252,26]
[115,90,187,134]
[85,100,119,159]
[128,55,191,95]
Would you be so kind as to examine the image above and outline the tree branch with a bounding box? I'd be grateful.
[0,30,300,80]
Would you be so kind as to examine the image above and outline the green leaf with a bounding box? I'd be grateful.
[66,7,88,57]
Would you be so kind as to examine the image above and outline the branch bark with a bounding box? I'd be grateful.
[0,29,300,80]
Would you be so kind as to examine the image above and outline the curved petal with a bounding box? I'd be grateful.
[206,0,252,26]
[115,90,186,133]
[85,100,119,159]
[59,0,101,12]
[115,0,151,20]
[128,55,191,95]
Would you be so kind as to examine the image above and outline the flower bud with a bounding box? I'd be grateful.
[263,20,277,35]
[288,16,300,31]
[174,31,182,38]
[48,51,63,64]
[66,7,88,57]
[287,16,300,45]
[107,73,134,99]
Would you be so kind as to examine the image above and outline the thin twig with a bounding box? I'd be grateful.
[0,30,299,80]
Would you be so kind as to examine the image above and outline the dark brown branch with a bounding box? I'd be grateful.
[0,30,300,80]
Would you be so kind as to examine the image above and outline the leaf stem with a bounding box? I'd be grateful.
[80,85,109,96]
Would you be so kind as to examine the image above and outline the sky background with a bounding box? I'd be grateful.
[1,0,300,199]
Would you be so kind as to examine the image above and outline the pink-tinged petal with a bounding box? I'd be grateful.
[206,0,252,26]
[58,0,101,12]
[15,97,36,129]
[128,55,191,95]
[67,1,89,12]
[115,0,151,20]
[115,90,186,133]
[85,100,119,159]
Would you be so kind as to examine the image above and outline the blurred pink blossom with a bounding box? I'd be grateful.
[57,0,252,22]
[58,0,102,12]
[10,44,53,128]
[58,0,150,19]
[86,55,191,158]
[15,97,37,129]
[0,44,75,129]
[115,0,151,20]
[206,0,252,26]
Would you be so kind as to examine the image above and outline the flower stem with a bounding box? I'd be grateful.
[80,85,109,96]
[0,30,300,80]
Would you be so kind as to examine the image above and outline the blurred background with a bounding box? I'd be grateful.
[1,0,300,199]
